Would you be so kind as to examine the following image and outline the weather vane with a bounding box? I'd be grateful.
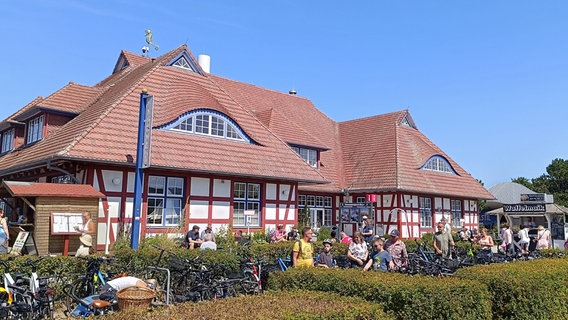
[142,29,159,56]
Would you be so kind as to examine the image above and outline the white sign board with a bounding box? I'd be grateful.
[243,210,256,216]
[51,213,84,235]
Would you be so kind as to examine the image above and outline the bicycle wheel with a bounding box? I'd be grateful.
[64,278,93,316]
[241,271,261,294]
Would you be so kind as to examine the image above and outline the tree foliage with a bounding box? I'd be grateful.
[512,158,568,207]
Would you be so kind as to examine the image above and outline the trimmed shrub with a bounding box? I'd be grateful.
[454,258,568,320]
[268,268,492,320]
[105,290,391,320]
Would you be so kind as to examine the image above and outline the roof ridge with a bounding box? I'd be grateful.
[58,47,184,157]
[339,109,406,124]
[210,74,313,102]
[3,96,44,122]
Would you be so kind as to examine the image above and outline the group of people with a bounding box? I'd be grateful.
[269,224,300,243]
[290,217,408,273]
[183,225,217,250]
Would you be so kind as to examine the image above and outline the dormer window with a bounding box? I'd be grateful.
[159,109,252,143]
[420,155,456,174]
[27,115,44,144]
[1,129,14,153]
[291,146,318,168]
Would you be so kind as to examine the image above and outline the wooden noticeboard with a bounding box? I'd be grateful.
[51,213,84,235]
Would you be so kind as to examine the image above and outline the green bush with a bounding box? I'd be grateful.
[268,268,492,320]
[454,258,568,320]
[105,290,391,320]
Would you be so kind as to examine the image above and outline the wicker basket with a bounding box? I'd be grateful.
[117,286,155,310]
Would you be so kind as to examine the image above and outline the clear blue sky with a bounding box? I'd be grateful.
[2,1,567,188]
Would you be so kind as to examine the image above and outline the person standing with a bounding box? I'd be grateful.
[536,225,551,250]
[502,224,514,255]
[384,229,408,271]
[518,224,530,254]
[292,227,314,268]
[75,234,92,258]
[0,209,10,254]
[74,212,95,235]
[433,223,455,258]
[361,217,374,244]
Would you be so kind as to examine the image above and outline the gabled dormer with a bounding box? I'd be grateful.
[166,50,204,75]
[289,143,330,169]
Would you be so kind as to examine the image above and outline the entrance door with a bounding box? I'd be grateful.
[311,208,332,230]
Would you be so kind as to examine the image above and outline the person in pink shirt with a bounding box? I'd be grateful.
[340,231,352,244]
[270,224,286,243]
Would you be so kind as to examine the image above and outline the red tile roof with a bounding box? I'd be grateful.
[2,181,105,198]
[0,45,493,199]
[339,111,494,199]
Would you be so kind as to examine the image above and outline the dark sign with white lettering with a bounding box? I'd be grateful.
[503,203,546,213]
[520,193,545,202]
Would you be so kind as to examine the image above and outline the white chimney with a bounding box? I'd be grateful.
[198,54,211,73]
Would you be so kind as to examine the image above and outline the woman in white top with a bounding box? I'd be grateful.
[518,224,530,254]
[347,231,368,267]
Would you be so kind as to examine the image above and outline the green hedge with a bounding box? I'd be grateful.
[454,258,568,320]
[268,268,492,320]
[105,290,391,320]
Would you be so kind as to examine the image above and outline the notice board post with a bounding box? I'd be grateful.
[51,213,84,256]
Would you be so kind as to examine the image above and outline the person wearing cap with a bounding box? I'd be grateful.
[200,226,216,243]
[270,224,286,243]
[184,225,202,249]
[384,229,408,271]
[75,234,93,258]
[316,239,335,268]
[361,216,374,244]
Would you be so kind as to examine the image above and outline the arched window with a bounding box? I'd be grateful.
[420,155,457,174]
[159,109,252,143]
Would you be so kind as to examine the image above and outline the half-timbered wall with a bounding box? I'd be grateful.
[81,165,298,250]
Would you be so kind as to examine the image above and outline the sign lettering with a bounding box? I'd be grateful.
[503,203,546,213]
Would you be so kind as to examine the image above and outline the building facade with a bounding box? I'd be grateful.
[0,45,494,250]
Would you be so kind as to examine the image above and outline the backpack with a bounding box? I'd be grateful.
[290,240,313,261]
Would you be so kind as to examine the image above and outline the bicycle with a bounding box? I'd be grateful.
[63,256,116,316]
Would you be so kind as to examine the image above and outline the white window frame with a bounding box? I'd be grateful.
[27,115,44,144]
[291,146,318,168]
[146,176,184,227]
[233,182,261,227]
[420,197,432,228]
[1,129,14,153]
[421,155,456,174]
[451,200,462,228]
[167,110,249,142]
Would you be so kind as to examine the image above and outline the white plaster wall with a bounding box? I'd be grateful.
[265,204,277,220]
[279,184,291,201]
[124,198,133,219]
[211,201,230,219]
[189,200,209,219]
[288,205,296,220]
[278,204,287,220]
[266,184,277,201]
[213,179,231,197]
[383,194,393,207]
[102,170,122,192]
[191,177,210,197]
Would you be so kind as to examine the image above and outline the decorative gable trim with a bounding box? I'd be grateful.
[400,113,417,129]
[112,54,129,74]
[420,155,458,175]
[167,50,203,75]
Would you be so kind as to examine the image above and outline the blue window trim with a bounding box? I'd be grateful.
[166,50,203,75]
[420,155,457,175]
[157,108,254,144]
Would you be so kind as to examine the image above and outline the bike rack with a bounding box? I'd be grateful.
[146,266,171,305]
